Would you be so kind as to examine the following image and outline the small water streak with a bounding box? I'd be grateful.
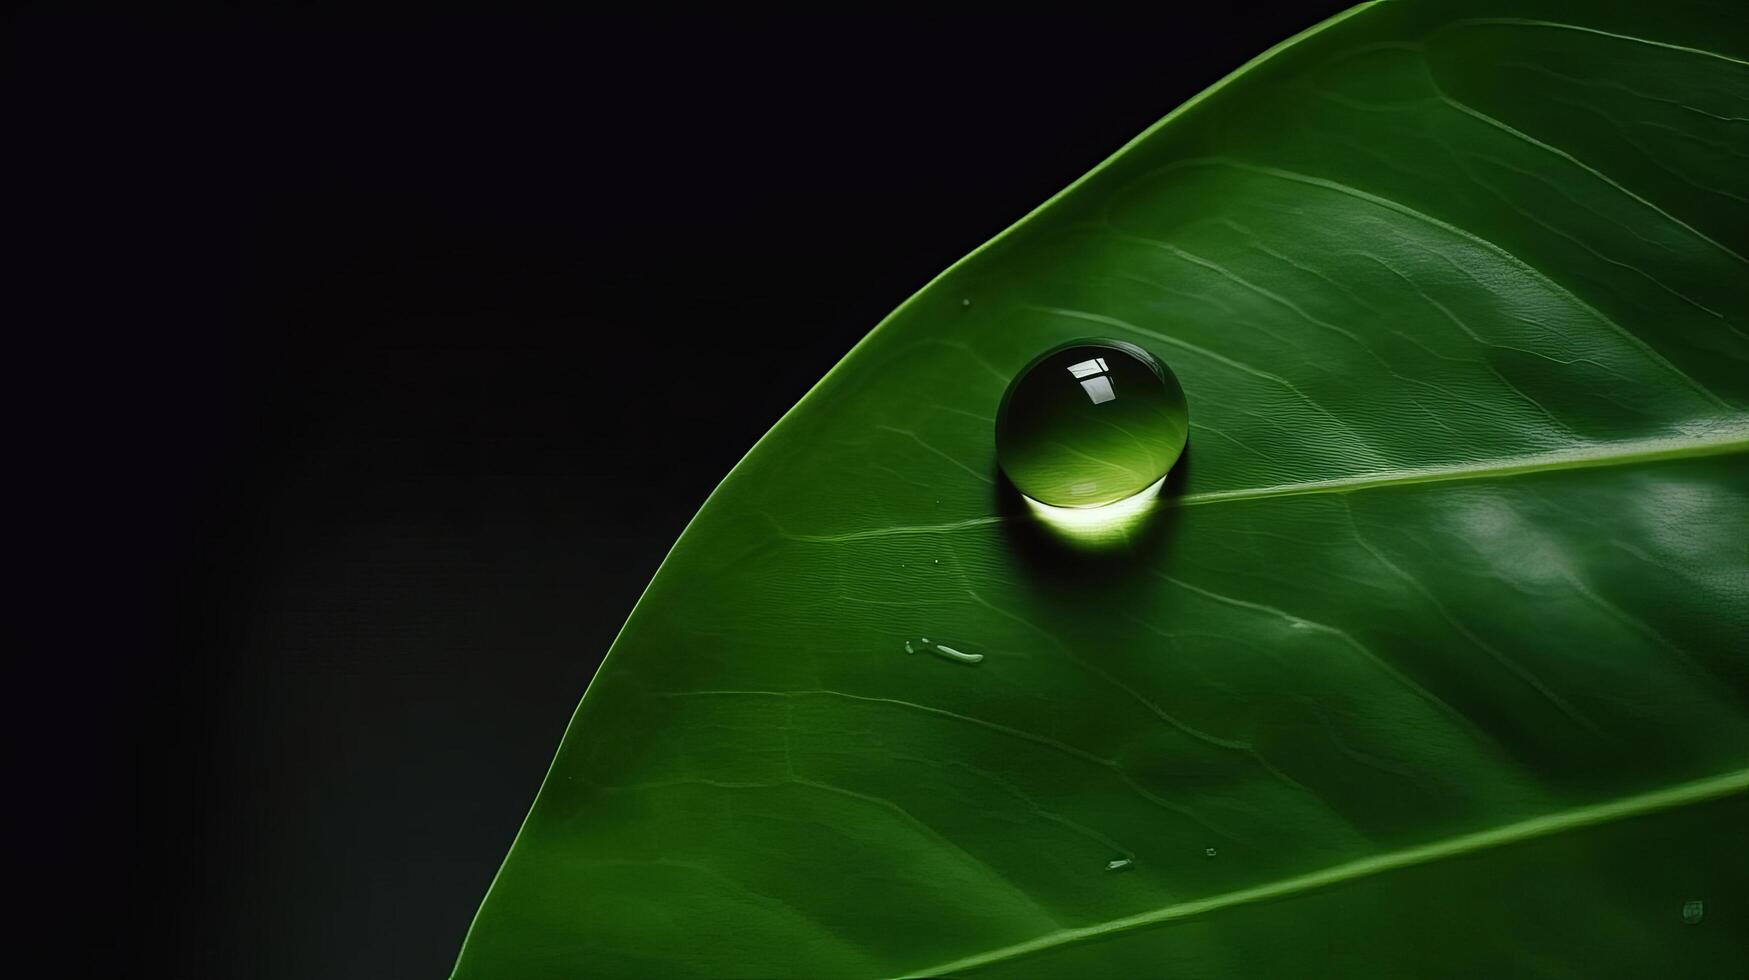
[904,637,984,665]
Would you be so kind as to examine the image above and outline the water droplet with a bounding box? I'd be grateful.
[1682,899,1704,924]
[1204,847,1218,858]
[996,339,1188,508]
[1105,857,1133,872]
[903,637,983,665]
[961,298,972,308]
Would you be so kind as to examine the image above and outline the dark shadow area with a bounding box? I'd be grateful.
[13,6,1353,978]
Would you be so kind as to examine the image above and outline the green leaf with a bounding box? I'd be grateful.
[455,1,1749,975]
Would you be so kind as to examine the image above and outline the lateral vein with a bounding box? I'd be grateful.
[901,767,1749,978]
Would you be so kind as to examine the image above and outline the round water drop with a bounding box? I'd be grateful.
[996,339,1188,509]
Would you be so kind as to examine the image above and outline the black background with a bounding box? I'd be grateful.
[15,7,1347,977]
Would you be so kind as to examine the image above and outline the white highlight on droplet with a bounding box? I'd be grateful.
[1066,357,1117,404]
[1065,357,1110,379]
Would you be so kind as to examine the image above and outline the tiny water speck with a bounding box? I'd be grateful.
[1682,899,1704,924]
[904,637,983,665]
[1204,847,1218,858]
[961,298,972,308]
[1105,857,1133,872]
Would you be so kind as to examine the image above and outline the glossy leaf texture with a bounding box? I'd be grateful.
[455,1,1749,976]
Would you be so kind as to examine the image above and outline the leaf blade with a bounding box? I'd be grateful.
[456,2,1749,976]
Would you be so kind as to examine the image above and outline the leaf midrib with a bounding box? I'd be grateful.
[786,425,1749,545]
[900,767,1749,979]
[1174,423,1749,507]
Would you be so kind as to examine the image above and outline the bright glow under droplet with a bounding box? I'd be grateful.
[1022,475,1166,547]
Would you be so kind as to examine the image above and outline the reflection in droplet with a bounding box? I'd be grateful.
[1204,847,1218,859]
[1023,474,1166,547]
[1105,857,1133,872]
[904,637,983,665]
[996,338,1188,509]
[1683,899,1704,924]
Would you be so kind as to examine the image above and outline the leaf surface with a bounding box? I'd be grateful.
[456,2,1749,975]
